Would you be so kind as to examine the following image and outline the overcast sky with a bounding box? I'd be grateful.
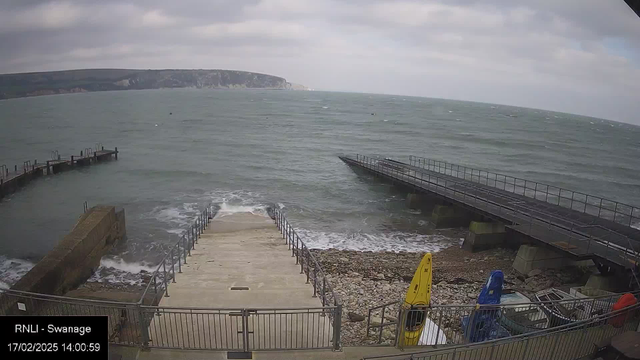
[1,1,640,123]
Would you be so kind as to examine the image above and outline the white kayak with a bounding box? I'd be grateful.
[418,318,447,345]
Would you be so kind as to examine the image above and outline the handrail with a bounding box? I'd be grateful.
[408,155,640,229]
[272,207,342,307]
[272,207,342,350]
[138,203,214,304]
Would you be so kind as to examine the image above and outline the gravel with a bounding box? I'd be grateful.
[311,245,590,346]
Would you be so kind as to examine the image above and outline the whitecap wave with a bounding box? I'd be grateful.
[87,257,156,286]
[295,229,460,253]
[215,202,269,218]
[148,202,200,234]
[0,256,35,287]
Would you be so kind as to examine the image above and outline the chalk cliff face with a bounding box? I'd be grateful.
[0,69,307,100]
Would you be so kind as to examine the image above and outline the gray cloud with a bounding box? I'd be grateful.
[1,0,639,123]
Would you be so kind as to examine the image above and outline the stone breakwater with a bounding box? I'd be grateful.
[311,246,590,346]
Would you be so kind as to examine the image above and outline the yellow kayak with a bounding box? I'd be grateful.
[399,253,432,346]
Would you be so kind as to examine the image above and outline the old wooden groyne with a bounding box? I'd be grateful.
[0,145,118,199]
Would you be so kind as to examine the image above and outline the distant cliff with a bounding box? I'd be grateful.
[0,69,309,100]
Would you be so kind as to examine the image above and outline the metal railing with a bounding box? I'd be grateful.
[367,300,402,344]
[0,288,144,346]
[139,203,214,305]
[364,301,640,360]
[368,290,636,347]
[350,155,639,269]
[142,305,337,350]
[272,207,343,350]
[272,207,342,309]
[408,155,640,229]
[0,203,343,352]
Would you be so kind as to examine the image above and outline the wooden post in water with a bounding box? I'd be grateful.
[115,147,118,160]
[46,161,50,175]
[71,156,74,167]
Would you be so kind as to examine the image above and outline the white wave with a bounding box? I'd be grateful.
[99,257,156,273]
[149,202,200,234]
[0,256,35,287]
[87,257,156,286]
[215,202,269,218]
[295,229,460,253]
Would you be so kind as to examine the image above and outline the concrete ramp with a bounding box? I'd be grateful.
[147,212,333,350]
[159,212,319,308]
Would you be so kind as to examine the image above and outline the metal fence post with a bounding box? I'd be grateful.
[171,249,176,282]
[138,305,150,349]
[333,304,342,351]
[177,243,182,273]
[183,235,188,262]
[163,260,170,297]
[306,250,310,283]
[312,265,317,297]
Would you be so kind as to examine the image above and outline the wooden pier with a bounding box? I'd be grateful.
[0,146,118,199]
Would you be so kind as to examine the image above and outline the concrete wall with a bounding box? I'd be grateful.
[462,221,507,252]
[512,244,593,274]
[11,205,126,295]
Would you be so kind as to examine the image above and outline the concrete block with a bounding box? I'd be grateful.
[512,245,576,274]
[469,221,505,234]
[585,274,626,293]
[10,205,126,297]
[462,221,507,252]
[431,205,471,229]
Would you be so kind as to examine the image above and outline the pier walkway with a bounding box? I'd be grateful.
[0,146,118,199]
[340,154,640,272]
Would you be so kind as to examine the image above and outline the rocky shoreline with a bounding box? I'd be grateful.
[311,245,591,346]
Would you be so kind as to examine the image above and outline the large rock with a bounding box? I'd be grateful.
[348,312,366,322]
[528,269,543,277]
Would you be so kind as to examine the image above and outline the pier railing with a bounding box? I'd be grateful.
[364,301,640,360]
[139,203,215,305]
[408,155,640,229]
[351,155,640,269]
[368,290,638,347]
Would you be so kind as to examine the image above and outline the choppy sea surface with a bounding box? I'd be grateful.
[1,89,639,288]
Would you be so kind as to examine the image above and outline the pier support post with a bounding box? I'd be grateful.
[115,147,118,160]
[46,161,50,175]
[463,221,506,252]
[512,245,592,274]
[71,156,74,167]
[431,205,471,228]
[406,193,437,211]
